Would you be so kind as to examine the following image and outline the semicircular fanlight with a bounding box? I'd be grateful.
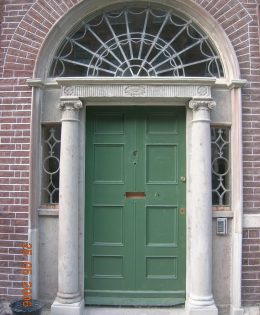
[49,7,224,78]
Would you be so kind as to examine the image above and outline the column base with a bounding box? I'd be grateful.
[186,303,218,315]
[230,306,244,315]
[51,298,84,315]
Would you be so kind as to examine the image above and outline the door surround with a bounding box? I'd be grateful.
[47,76,231,315]
[28,76,245,315]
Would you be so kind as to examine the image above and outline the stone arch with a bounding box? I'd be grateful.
[2,0,254,80]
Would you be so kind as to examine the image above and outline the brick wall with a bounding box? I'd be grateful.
[0,0,4,76]
[241,2,260,215]
[240,2,260,303]
[0,76,31,298]
[0,1,35,299]
[0,0,260,305]
[242,229,260,305]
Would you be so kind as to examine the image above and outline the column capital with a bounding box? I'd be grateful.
[58,97,83,122]
[59,97,83,112]
[189,98,216,111]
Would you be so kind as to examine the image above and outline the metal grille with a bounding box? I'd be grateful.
[211,127,230,206]
[42,126,61,204]
[50,7,223,78]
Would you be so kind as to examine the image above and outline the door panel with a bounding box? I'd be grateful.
[86,109,134,295]
[85,107,186,305]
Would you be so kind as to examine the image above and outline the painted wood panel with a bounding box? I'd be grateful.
[85,107,186,306]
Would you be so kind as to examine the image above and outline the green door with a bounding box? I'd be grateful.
[85,106,186,306]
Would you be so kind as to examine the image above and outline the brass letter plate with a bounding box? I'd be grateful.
[125,192,146,199]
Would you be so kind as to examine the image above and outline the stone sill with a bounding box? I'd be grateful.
[212,206,233,218]
[213,211,233,218]
[38,206,59,216]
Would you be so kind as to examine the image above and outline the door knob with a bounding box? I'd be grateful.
[180,176,186,182]
[179,208,185,215]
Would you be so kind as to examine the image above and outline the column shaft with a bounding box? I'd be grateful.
[188,99,218,315]
[56,98,82,304]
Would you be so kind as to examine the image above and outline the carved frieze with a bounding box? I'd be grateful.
[61,84,212,99]
[124,85,147,96]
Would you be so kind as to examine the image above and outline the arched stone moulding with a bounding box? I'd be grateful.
[34,0,240,82]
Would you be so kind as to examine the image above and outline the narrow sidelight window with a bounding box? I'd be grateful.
[41,125,61,204]
[211,127,231,206]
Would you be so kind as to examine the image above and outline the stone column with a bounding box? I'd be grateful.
[187,98,218,315]
[51,96,84,315]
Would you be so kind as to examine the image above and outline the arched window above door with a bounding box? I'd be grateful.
[49,6,224,78]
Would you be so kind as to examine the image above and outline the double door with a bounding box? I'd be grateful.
[85,106,186,306]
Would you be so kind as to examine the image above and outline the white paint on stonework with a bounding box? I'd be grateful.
[243,214,260,228]
[244,307,260,315]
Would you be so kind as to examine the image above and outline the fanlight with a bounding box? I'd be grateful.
[50,7,224,77]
